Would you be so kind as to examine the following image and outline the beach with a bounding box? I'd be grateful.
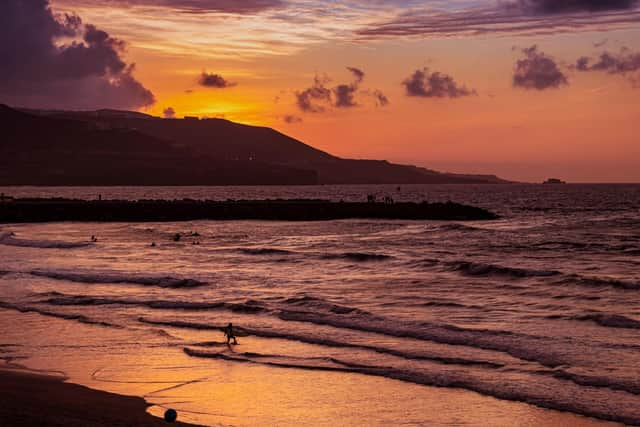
[0,319,623,427]
[0,367,201,427]
[1,184,639,426]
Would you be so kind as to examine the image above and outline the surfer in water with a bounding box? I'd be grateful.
[224,322,238,345]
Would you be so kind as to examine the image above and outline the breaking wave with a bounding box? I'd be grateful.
[571,313,640,329]
[434,223,484,232]
[446,261,560,278]
[0,301,119,328]
[276,309,572,368]
[0,232,91,249]
[43,295,266,314]
[239,248,293,256]
[283,295,369,315]
[555,275,640,291]
[30,269,208,289]
[182,347,640,426]
[321,252,392,262]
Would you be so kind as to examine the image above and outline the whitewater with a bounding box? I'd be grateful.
[1,184,639,426]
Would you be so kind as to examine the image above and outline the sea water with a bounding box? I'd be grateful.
[0,184,639,426]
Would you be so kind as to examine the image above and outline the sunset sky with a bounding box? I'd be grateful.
[2,0,639,182]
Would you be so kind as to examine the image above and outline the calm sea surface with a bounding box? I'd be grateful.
[1,184,639,425]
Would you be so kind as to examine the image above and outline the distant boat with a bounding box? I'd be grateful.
[543,178,566,184]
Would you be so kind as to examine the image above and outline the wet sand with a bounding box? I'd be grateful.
[0,308,626,427]
[0,367,201,427]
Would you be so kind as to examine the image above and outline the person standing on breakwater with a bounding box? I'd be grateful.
[224,323,238,345]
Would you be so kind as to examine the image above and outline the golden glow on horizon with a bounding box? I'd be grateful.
[47,0,640,182]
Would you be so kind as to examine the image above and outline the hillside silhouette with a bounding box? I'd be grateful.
[1,105,508,185]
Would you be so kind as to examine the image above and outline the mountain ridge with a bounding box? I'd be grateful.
[1,105,510,185]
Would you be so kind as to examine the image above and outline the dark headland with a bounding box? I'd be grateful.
[0,198,498,223]
[0,104,510,186]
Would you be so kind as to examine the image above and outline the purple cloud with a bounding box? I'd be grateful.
[357,1,640,39]
[295,75,332,113]
[282,114,302,124]
[163,107,176,118]
[56,0,284,14]
[373,90,390,107]
[403,68,476,98]
[0,0,154,110]
[576,49,640,73]
[198,72,235,88]
[333,68,364,108]
[347,67,365,84]
[575,48,640,86]
[295,68,388,112]
[514,0,638,14]
[513,46,568,90]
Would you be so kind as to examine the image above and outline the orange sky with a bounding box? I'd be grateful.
[44,1,640,182]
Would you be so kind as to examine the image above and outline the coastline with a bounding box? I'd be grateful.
[0,366,202,427]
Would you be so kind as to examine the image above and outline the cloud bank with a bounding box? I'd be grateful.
[55,0,284,14]
[357,0,640,39]
[514,0,638,14]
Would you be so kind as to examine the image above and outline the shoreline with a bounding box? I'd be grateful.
[0,366,202,427]
[0,198,498,223]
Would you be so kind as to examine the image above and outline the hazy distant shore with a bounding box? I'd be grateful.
[0,198,498,223]
[0,367,201,427]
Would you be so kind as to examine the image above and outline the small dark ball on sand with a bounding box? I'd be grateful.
[164,408,178,422]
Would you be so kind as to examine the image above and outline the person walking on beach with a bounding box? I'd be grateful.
[224,322,238,345]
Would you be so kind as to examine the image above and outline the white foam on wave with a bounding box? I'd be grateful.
[182,347,640,426]
[30,269,208,288]
[0,232,91,249]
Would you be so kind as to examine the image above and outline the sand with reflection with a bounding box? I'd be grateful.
[0,311,622,426]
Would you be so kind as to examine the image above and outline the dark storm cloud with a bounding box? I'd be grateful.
[59,0,284,14]
[198,72,235,88]
[513,46,568,90]
[514,0,638,14]
[403,68,476,98]
[163,107,176,118]
[0,0,154,110]
[357,1,640,39]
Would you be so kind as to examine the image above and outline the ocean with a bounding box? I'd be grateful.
[1,184,639,426]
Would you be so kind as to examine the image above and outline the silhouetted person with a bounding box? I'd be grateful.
[90,235,98,242]
[224,322,238,345]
